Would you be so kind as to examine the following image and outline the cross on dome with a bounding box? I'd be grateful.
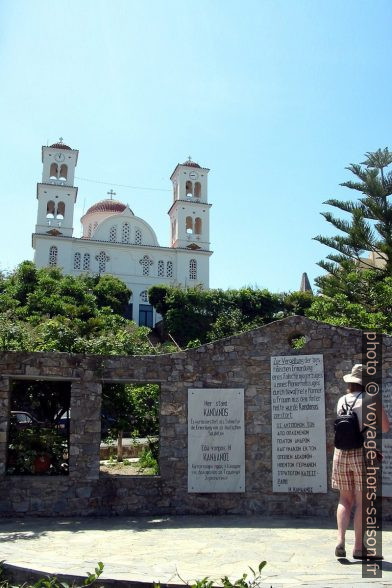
[58,137,63,143]
[107,189,116,200]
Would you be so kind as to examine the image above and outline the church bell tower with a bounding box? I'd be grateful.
[35,138,79,237]
[168,158,211,251]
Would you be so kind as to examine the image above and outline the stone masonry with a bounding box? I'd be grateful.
[0,316,391,518]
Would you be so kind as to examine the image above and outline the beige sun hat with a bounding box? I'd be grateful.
[343,364,363,384]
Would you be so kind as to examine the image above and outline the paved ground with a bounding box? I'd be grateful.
[1,515,392,587]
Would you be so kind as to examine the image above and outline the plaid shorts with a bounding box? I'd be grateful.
[331,448,365,491]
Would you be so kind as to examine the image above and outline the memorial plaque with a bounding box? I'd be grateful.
[381,380,392,497]
[188,388,245,493]
[271,354,327,493]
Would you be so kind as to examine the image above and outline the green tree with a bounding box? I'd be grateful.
[314,148,392,294]
[149,285,312,347]
[101,383,159,462]
[306,270,392,334]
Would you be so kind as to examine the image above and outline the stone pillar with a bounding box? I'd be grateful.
[0,377,10,476]
[69,379,102,481]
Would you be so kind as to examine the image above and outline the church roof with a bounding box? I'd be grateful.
[181,158,201,168]
[85,199,128,215]
[50,142,72,150]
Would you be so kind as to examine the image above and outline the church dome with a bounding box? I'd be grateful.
[182,158,201,168]
[50,142,72,150]
[85,199,129,215]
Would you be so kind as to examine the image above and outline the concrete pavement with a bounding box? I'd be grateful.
[1,515,392,587]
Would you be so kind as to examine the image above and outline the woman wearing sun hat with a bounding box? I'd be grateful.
[332,364,389,559]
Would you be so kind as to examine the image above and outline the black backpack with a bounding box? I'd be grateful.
[334,393,363,450]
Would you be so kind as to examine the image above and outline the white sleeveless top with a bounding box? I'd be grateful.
[337,392,364,431]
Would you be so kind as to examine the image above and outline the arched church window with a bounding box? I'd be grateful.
[46,201,55,218]
[186,216,193,234]
[189,258,197,280]
[50,163,58,179]
[194,182,201,198]
[195,217,202,235]
[83,253,90,271]
[158,260,164,277]
[122,223,130,243]
[172,219,177,243]
[88,224,92,238]
[49,246,58,266]
[57,201,65,219]
[135,228,142,245]
[109,226,117,242]
[140,290,149,303]
[139,255,153,276]
[59,164,68,181]
[186,181,193,198]
[166,261,173,277]
[73,252,81,270]
[96,251,110,273]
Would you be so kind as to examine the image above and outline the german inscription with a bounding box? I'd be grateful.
[271,354,327,493]
[188,388,245,493]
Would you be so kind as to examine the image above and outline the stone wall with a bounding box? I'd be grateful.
[0,316,391,518]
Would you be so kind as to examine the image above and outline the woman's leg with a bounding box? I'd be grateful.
[337,489,354,546]
[353,490,363,553]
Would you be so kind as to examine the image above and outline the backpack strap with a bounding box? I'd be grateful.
[347,391,363,411]
[340,391,362,415]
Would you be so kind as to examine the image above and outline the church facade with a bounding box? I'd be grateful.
[32,140,212,326]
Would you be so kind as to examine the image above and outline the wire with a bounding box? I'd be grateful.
[75,176,170,192]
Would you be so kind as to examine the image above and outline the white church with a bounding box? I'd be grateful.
[33,140,212,327]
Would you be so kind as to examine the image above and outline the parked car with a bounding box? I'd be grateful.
[10,411,45,429]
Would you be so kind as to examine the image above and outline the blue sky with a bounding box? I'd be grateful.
[1,0,391,292]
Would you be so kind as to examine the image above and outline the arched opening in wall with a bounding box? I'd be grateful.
[186,216,193,234]
[59,164,68,181]
[194,182,201,198]
[56,201,65,219]
[73,252,81,270]
[135,228,142,245]
[195,217,202,235]
[186,181,193,198]
[83,253,91,271]
[48,245,58,266]
[6,379,71,476]
[288,333,307,349]
[109,226,117,242]
[122,223,130,243]
[100,382,160,477]
[171,219,177,243]
[50,163,58,179]
[158,260,164,277]
[87,224,92,238]
[189,258,197,280]
[166,260,173,277]
[46,201,55,218]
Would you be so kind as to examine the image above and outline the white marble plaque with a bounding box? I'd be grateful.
[188,388,245,493]
[381,380,392,497]
[271,354,327,493]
